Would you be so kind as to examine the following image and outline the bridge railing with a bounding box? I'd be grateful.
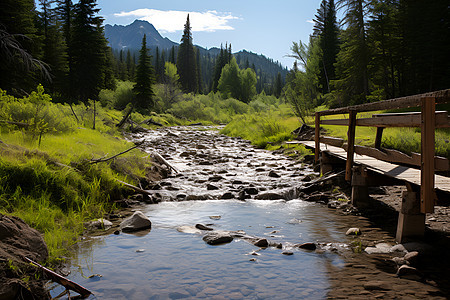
[314,89,450,213]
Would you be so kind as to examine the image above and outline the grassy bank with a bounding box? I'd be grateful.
[0,87,161,261]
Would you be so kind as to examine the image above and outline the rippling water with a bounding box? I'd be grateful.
[49,127,353,299]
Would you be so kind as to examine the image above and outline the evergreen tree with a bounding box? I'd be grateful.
[332,0,369,105]
[133,34,155,109]
[154,46,162,82]
[196,47,202,94]
[273,72,283,98]
[70,0,109,102]
[126,49,135,80]
[177,14,198,93]
[169,45,176,64]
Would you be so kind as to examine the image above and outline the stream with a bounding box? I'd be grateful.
[49,126,362,299]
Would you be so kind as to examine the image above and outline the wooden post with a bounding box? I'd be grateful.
[351,165,369,208]
[345,110,357,181]
[320,151,334,175]
[375,127,384,149]
[396,183,425,242]
[315,112,320,163]
[421,97,436,213]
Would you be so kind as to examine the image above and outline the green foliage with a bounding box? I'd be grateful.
[218,57,257,103]
[99,81,134,110]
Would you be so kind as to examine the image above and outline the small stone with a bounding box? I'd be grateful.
[397,265,422,281]
[282,250,293,255]
[209,216,221,220]
[253,238,269,248]
[390,244,407,252]
[255,192,285,200]
[203,232,233,245]
[268,170,281,178]
[136,249,145,253]
[363,281,391,291]
[244,187,258,195]
[113,230,120,235]
[297,242,317,250]
[249,258,257,262]
[346,228,361,235]
[391,257,408,265]
[250,251,260,256]
[207,184,219,190]
[208,175,224,182]
[220,192,234,199]
[404,251,419,265]
[276,243,283,249]
[195,224,214,231]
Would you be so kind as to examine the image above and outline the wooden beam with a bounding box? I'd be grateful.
[345,110,357,181]
[421,97,436,213]
[375,127,384,149]
[320,111,448,128]
[319,136,344,147]
[315,112,320,163]
[317,89,450,116]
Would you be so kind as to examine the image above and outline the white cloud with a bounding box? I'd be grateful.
[114,9,239,33]
[306,20,315,24]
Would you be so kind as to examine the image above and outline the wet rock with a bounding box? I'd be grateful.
[297,242,317,251]
[196,144,208,150]
[390,244,407,252]
[206,183,219,190]
[232,180,243,185]
[346,228,361,235]
[88,218,113,230]
[238,190,249,201]
[209,216,221,220]
[397,265,422,281]
[255,192,285,200]
[203,232,233,245]
[253,238,269,248]
[195,224,214,231]
[391,257,408,265]
[363,281,391,291]
[327,200,339,209]
[404,251,419,266]
[120,211,152,232]
[282,250,294,255]
[177,225,201,234]
[186,195,210,201]
[303,155,315,163]
[208,175,224,182]
[365,243,392,254]
[176,194,187,200]
[255,168,266,172]
[244,187,258,195]
[301,175,313,182]
[220,192,234,199]
[268,170,281,178]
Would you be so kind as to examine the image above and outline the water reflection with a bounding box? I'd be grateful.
[51,200,349,299]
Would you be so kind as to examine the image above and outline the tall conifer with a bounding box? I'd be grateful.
[133,34,155,109]
[177,14,198,93]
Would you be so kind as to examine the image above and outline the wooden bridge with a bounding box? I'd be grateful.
[294,89,450,242]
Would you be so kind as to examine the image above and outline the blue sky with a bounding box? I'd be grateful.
[96,0,324,68]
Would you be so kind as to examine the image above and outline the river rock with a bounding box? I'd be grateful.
[282,250,294,255]
[208,175,224,182]
[346,228,361,235]
[365,243,392,254]
[244,187,258,195]
[206,183,219,190]
[203,232,233,245]
[221,192,234,199]
[120,211,151,232]
[391,257,408,265]
[397,265,422,281]
[255,192,285,200]
[195,224,214,231]
[88,218,113,230]
[404,251,419,266]
[177,225,201,234]
[253,238,269,248]
[268,170,281,178]
[297,242,317,250]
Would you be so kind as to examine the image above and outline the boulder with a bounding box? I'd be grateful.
[87,218,113,230]
[255,192,285,200]
[220,192,234,199]
[203,232,233,245]
[119,211,151,232]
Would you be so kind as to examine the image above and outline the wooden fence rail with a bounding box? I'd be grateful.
[314,89,450,214]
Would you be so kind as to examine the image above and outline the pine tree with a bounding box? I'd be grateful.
[71,0,109,102]
[177,15,198,93]
[133,34,155,109]
[273,72,283,98]
[126,49,135,80]
[169,46,176,64]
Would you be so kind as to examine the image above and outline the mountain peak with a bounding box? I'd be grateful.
[105,20,177,50]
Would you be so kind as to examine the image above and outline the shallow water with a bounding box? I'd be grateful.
[49,127,354,299]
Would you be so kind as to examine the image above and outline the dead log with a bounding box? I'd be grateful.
[89,141,144,164]
[117,106,134,128]
[24,257,92,298]
[0,120,30,127]
[141,118,163,126]
[152,151,179,173]
[116,179,153,196]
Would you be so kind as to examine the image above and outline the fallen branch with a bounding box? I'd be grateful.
[117,105,134,129]
[152,151,179,173]
[24,257,92,299]
[116,179,153,196]
[89,141,144,164]
[0,119,30,127]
